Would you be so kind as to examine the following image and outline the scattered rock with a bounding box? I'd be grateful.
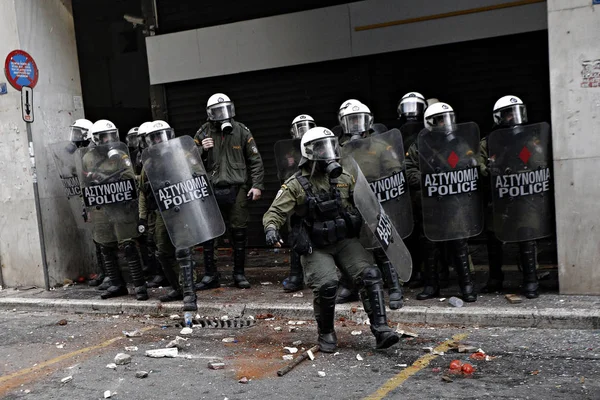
[169,314,180,320]
[274,327,282,332]
[317,371,326,377]
[57,319,68,326]
[351,330,362,336]
[260,282,273,285]
[145,348,178,358]
[208,361,225,370]
[422,347,434,353]
[256,314,274,320]
[135,371,149,379]
[356,354,363,361]
[166,336,188,349]
[505,294,523,304]
[114,353,132,365]
[442,375,453,383]
[220,315,229,321]
[180,327,193,335]
[292,292,304,298]
[284,347,298,354]
[282,355,294,361]
[124,346,138,352]
[222,337,236,343]
[239,377,249,384]
[56,344,65,349]
[104,390,112,398]
[60,376,73,384]
[458,345,477,353]
[292,340,302,346]
[106,363,117,369]
[122,329,142,338]
[307,350,315,360]
[439,298,447,302]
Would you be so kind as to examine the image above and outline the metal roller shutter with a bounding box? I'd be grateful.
[164,30,551,246]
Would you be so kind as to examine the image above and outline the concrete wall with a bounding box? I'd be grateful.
[0,0,94,287]
[548,0,600,294]
[146,0,547,84]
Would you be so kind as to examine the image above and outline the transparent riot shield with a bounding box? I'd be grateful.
[49,141,88,229]
[488,122,553,242]
[76,142,139,240]
[342,129,413,238]
[400,121,425,153]
[274,139,301,181]
[142,136,226,249]
[418,122,483,241]
[341,156,412,282]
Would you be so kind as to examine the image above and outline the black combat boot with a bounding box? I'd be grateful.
[196,240,220,290]
[520,240,539,299]
[360,267,400,350]
[406,233,424,288]
[481,233,504,293]
[88,241,106,287]
[335,275,360,304]
[452,240,477,302]
[177,249,198,311]
[100,246,128,299]
[417,242,440,300]
[374,249,403,310]
[232,229,250,289]
[315,281,338,353]
[123,241,148,301]
[157,251,183,302]
[439,243,451,289]
[283,250,304,292]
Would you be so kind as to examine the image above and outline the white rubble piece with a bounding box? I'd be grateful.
[284,347,298,354]
[166,336,188,349]
[106,363,117,370]
[282,355,294,361]
[208,361,225,370]
[135,371,149,379]
[145,348,178,358]
[122,329,143,337]
[180,327,193,335]
[60,376,73,383]
[114,353,132,365]
[222,337,236,343]
[318,371,326,377]
[351,330,362,336]
[307,350,315,360]
[169,314,180,320]
[104,390,112,398]
[124,346,138,352]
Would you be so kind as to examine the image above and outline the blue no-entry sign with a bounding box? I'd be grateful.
[4,50,38,90]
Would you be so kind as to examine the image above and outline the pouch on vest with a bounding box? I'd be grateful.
[214,185,239,205]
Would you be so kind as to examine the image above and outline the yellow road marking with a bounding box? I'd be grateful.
[354,0,545,31]
[362,332,469,400]
[0,326,154,386]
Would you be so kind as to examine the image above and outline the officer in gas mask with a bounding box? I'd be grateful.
[194,93,265,290]
[126,127,142,175]
[263,127,400,352]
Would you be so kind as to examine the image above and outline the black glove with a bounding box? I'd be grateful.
[138,218,148,234]
[265,228,282,246]
[82,207,88,223]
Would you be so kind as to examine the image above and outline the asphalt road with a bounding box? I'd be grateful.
[1,310,598,399]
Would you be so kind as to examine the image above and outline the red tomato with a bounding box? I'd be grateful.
[462,363,475,374]
[449,360,463,370]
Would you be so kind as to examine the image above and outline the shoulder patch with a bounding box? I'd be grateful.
[336,183,349,188]
[247,137,254,143]
[275,189,284,200]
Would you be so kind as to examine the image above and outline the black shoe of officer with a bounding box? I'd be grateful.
[233,273,251,289]
[407,270,424,289]
[134,284,149,301]
[146,274,169,289]
[523,282,539,299]
[460,284,477,303]
[283,275,304,292]
[318,331,338,353]
[372,325,400,350]
[335,286,359,304]
[195,274,220,291]
[159,289,183,302]
[480,274,504,293]
[88,273,105,287]
[416,285,439,300]
[96,277,111,291]
[100,285,128,299]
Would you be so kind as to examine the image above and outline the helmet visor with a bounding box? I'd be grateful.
[305,137,341,161]
[494,105,528,126]
[69,126,88,143]
[399,100,426,117]
[207,102,235,121]
[426,112,456,131]
[146,128,174,147]
[291,120,316,139]
[340,113,373,134]
[126,134,141,148]
[98,130,119,144]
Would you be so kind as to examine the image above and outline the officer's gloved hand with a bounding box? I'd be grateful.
[265,228,283,247]
[82,207,88,223]
[138,218,148,234]
[87,171,109,184]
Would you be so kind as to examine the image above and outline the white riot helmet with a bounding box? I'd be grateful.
[290,114,316,139]
[90,119,119,144]
[424,102,456,131]
[137,121,153,149]
[300,127,342,178]
[145,120,175,147]
[126,127,140,149]
[493,95,528,127]
[340,102,373,135]
[69,119,93,146]
[207,93,235,134]
[338,99,362,123]
[398,92,427,119]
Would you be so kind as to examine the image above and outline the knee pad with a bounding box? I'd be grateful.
[372,247,388,265]
[361,266,382,286]
[176,248,192,260]
[318,280,338,300]
[121,241,138,258]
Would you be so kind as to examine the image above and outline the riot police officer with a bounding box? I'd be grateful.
[81,120,148,300]
[405,103,479,302]
[263,127,400,352]
[479,96,540,299]
[331,99,362,138]
[194,93,265,290]
[126,127,142,175]
[281,114,316,292]
[138,120,199,311]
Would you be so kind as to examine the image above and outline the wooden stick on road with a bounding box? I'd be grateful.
[277,345,320,377]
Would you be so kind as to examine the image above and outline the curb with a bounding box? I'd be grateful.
[1,297,599,329]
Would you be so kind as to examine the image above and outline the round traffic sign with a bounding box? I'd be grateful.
[4,50,38,90]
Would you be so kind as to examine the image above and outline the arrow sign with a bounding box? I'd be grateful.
[21,86,33,123]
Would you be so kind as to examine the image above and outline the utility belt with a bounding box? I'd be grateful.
[213,184,240,205]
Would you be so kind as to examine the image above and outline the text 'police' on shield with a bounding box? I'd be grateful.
[157,175,212,211]
[494,168,551,198]
[369,171,406,202]
[423,167,479,197]
[83,178,137,207]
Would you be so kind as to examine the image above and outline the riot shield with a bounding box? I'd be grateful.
[273,139,301,181]
[371,123,388,135]
[487,122,553,242]
[341,156,412,282]
[76,142,139,239]
[342,129,413,238]
[418,122,483,241]
[49,141,88,230]
[400,121,424,152]
[142,136,226,249]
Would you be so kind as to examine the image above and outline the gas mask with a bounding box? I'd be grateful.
[314,160,342,179]
[219,120,233,135]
